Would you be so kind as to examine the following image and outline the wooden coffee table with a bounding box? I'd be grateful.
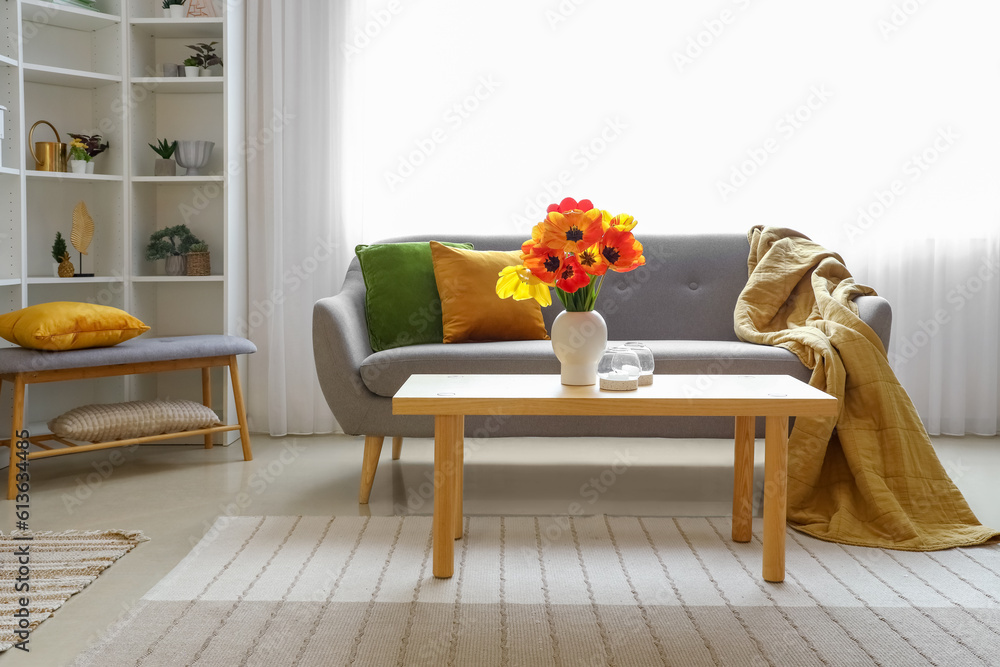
[392,373,837,582]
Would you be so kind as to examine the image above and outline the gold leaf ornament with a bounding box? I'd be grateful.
[71,201,94,255]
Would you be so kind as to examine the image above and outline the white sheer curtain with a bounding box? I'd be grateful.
[352,0,1000,435]
[245,0,360,435]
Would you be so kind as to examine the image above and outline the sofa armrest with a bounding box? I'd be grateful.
[312,267,375,435]
[853,294,892,350]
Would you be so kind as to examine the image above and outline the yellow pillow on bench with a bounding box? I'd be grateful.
[0,302,150,351]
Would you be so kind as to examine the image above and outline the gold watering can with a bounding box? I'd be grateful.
[28,120,68,172]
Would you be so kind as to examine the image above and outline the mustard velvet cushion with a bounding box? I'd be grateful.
[0,302,150,351]
[429,241,549,344]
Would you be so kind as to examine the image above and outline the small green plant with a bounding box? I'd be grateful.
[145,225,203,260]
[185,42,222,70]
[149,138,177,159]
[51,232,68,262]
[69,138,90,162]
[188,242,209,253]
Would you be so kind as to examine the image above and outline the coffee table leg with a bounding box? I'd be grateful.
[455,422,464,540]
[732,415,755,543]
[433,415,461,578]
[763,415,788,582]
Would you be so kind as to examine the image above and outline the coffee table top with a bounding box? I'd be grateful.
[393,374,837,417]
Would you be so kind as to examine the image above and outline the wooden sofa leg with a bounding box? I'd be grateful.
[360,435,384,504]
[392,436,403,460]
[228,355,253,461]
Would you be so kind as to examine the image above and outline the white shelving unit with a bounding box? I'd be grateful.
[1,0,247,442]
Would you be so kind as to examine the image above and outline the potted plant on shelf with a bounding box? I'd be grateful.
[145,224,203,276]
[51,231,68,278]
[186,241,210,276]
[185,42,223,77]
[67,133,109,174]
[149,138,178,176]
[67,137,90,174]
[164,0,186,19]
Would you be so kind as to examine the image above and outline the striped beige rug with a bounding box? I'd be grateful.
[75,516,1000,666]
[1,530,147,653]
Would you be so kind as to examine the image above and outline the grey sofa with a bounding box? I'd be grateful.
[313,234,891,502]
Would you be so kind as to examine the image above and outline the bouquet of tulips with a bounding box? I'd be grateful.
[496,197,645,311]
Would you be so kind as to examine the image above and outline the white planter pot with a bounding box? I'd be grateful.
[184,66,200,78]
[154,158,176,176]
[165,255,187,276]
[550,310,608,386]
[162,8,171,17]
[53,262,60,278]
[169,5,186,18]
[86,161,95,174]
[69,160,86,174]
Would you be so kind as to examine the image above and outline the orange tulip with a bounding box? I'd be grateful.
[601,227,645,272]
[541,208,604,254]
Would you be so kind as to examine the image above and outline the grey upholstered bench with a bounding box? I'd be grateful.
[1,335,256,499]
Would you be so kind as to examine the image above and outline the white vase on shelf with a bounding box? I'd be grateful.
[169,5,186,19]
[69,160,86,174]
[86,161,95,174]
[184,66,199,78]
[162,8,171,17]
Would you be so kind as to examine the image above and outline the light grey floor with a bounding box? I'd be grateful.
[1,433,998,666]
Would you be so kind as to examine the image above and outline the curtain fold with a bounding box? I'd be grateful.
[848,233,1000,436]
[245,0,359,435]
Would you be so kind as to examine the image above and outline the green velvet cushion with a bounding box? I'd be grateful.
[355,242,474,352]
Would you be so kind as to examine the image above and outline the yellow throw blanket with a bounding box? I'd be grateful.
[735,226,999,550]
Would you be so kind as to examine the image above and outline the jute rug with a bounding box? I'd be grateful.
[75,516,1000,666]
[0,530,147,652]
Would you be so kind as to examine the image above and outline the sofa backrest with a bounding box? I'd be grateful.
[358,234,752,342]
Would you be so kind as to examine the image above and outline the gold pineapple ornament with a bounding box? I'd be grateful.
[58,252,75,278]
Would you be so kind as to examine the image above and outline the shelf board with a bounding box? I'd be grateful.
[132,175,224,183]
[129,18,224,39]
[131,76,223,93]
[0,54,17,67]
[132,275,224,283]
[23,63,121,88]
[26,170,123,182]
[20,0,121,32]
[28,276,125,284]
[0,278,20,287]
[0,166,20,176]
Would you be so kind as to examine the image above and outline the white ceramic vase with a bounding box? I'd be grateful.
[169,5,186,18]
[69,160,86,174]
[86,161,95,174]
[175,140,214,175]
[184,66,200,78]
[550,310,608,385]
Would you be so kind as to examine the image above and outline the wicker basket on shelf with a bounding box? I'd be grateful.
[186,251,210,276]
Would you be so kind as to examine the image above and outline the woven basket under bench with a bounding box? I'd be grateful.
[0,335,256,499]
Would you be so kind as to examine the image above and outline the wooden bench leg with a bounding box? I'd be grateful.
[359,435,384,504]
[7,375,25,501]
[202,368,213,449]
[227,355,253,461]
[391,436,403,460]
